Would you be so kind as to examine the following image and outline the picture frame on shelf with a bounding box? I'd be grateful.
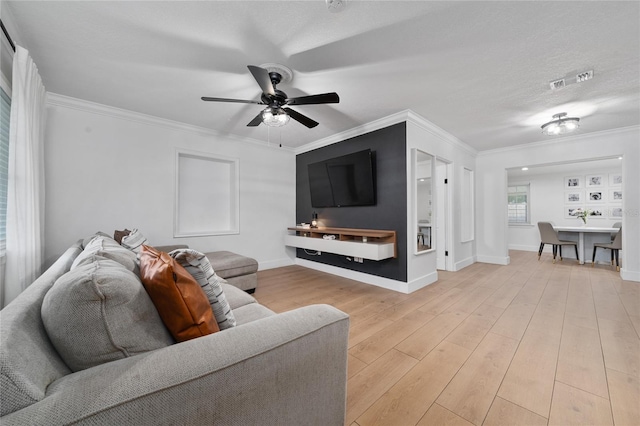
[564,176,582,189]
[565,191,583,203]
[586,174,605,187]
[588,191,605,203]
[610,189,623,202]
[585,206,605,218]
[609,173,622,187]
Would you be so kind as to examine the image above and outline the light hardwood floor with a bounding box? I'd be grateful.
[254,250,640,426]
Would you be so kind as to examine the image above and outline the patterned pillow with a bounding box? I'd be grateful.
[121,228,148,255]
[41,259,174,372]
[170,249,237,330]
[113,229,131,244]
[139,245,219,342]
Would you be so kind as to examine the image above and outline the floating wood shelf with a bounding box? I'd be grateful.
[285,227,397,261]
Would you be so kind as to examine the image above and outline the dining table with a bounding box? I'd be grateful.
[553,225,618,265]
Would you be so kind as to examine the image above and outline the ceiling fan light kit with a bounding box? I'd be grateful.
[201,64,339,129]
[541,112,580,136]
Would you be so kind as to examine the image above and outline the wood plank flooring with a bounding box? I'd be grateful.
[254,250,640,426]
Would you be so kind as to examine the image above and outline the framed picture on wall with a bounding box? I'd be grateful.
[609,173,622,186]
[588,191,605,203]
[610,189,623,202]
[565,206,582,219]
[586,175,604,187]
[609,206,623,219]
[565,191,583,203]
[564,176,582,188]
[586,206,605,218]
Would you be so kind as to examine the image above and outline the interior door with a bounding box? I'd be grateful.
[436,159,449,270]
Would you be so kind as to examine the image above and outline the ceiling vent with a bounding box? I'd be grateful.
[549,79,566,90]
[576,70,594,83]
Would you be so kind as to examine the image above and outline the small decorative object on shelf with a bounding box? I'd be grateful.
[571,208,591,225]
[311,212,318,228]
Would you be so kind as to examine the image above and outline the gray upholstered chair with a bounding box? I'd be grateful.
[611,221,622,241]
[537,222,579,263]
[593,226,622,271]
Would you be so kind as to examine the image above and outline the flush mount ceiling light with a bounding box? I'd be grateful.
[541,112,580,136]
[262,107,290,127]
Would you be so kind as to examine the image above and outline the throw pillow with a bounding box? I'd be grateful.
[170,249,237,330]
[121,228,148,255]
[138,245,219,342]
[81,231,112,248]
[71,236,138,273]
[41,259,174,372]
[113,228,131,244]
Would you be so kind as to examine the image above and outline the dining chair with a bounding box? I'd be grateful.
[593,226,622,271]
[611,221,622,241]
[537,222,579,263]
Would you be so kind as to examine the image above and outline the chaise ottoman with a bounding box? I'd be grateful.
[205,251,258,293]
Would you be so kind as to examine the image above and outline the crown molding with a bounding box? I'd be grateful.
[477,125,640,157]
[295,109,477,156]
[46,93,294,151]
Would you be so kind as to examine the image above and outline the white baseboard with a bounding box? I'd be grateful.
[454,256,476,271]
[620,269,640,282]
[406,271,439,293]
[258,257,294,271]
[476,255,510,265]
[508,244,539,252]
[294,258,421,293]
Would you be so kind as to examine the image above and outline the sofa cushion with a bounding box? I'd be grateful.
[41,259,174,372]
[221,282,257,310]
[71,236,138,273]
[232,303,276,325]
[205,251,258,279]
[170,249,237,330]
[121,228,148,255]
[81,231,112,248]
[139,245,219,342]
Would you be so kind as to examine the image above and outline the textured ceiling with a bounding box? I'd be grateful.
[3,1,639,150]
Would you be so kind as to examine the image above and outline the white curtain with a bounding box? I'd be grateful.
[3,45,46,306]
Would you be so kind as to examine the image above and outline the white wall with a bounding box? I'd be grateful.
[477,126,640,282]
[508,165,622,252]
[43,94,296,270]
[406,112,477,290]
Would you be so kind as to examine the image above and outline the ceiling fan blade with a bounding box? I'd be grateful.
[247,65,275,96]
[286,92,340,106]
[283,107,319,128]
[201,96,263,104]
[247,112,263,127]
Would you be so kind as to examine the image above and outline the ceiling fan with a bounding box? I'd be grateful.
[201,64,339,129]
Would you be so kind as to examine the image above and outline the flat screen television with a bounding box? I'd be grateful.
[308,149,376,208]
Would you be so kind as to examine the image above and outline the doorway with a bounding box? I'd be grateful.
[436,158,452,270]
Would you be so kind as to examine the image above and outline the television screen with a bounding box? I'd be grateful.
[308,149,376,207]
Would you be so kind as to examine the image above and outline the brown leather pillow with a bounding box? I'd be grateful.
[138,245,219,342]
[113,229,131,244]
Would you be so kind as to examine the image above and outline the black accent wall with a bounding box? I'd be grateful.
[295,122,407,282]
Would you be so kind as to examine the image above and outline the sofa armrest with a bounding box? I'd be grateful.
[2,305,349,426]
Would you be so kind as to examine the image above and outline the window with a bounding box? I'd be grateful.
[508,184,529,224]
[0,87,10,255]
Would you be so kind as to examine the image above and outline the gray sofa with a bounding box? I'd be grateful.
[0,240,349,425]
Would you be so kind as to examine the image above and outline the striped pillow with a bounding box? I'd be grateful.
[169,249,236,330]
[121,228,148,255]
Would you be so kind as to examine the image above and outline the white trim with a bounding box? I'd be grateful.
[454,255,476,271]
[174,148,240,237]
[296,109,477,156]
[620,269,640,283]
[257,257,294,271]
[476,255,511,265]
[478,125,640,157]
[294,258,430,294]
[46,92,293,151]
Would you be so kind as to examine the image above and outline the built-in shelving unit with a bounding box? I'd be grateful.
[285,227,397,261]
